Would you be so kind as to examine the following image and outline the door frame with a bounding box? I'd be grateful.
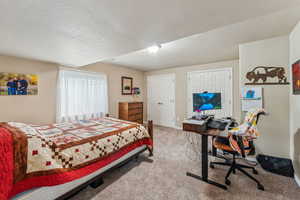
[186,67,233,118]
[147,73,176,128]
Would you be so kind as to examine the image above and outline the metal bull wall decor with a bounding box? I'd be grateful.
[245,66,290,85]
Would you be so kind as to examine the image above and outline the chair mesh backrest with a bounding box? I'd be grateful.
[229,108,265,138]
[228,109,265,155]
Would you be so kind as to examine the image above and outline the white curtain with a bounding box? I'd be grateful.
[57,69,108,123]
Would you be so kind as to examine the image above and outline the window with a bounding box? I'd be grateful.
[57,69,108,122]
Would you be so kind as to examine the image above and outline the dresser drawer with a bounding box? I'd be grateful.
[129,113,143,121]
[128,108,143,115]
[128,102,143,109]
[119,102,143,124]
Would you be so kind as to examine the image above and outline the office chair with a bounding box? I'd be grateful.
[210,109,266,190]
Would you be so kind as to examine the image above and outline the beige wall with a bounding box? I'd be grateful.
[239,36,290,158]
[81,63,145,118]
[145,60,240,127]
[0,56,145,124]
[289,22,300,180]
[0,55,58,124]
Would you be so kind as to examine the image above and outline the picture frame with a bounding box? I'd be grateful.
[0,72,38,96]
[292,60,300,95]
[121,76,133,95]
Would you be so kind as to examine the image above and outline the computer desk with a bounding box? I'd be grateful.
[183,119,228,190]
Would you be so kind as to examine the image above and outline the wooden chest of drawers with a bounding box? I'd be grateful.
[118,102,143,124]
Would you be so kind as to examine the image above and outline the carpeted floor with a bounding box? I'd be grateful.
[70,126,300,200]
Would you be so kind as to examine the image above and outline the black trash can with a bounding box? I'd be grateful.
[257,154,294,177]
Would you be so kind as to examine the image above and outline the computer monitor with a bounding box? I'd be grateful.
[193,92,222,111]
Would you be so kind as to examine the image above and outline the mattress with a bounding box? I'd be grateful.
[0,118,152,199]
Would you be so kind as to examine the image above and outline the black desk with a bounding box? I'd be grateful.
[183,120,227,190]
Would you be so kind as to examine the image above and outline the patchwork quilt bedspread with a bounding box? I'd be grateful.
[0,117,152,200]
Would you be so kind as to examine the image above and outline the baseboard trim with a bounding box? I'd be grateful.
[143,120,182,130]
[295,174,300,187]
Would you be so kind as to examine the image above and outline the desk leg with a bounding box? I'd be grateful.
[186,135,227,190]
[202,135,208,181]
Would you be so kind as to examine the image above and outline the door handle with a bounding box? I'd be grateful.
[157,102,163,105]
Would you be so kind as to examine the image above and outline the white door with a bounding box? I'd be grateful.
[147,74,175,128]
[187,68,233,118]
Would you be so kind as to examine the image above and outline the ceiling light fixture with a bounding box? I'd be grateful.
[147,44,161,54]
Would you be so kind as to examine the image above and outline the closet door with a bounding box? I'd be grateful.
[187,68,233,118]
[147,74,176,128]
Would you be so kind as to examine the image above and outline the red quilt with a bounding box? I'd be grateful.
[0,118,152,200]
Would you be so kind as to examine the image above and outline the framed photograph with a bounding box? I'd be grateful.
[292,60,300,95]
[0,72,38,96]
[121,76,133,95]
[241,87,263,112]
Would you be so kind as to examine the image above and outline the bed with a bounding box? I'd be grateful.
[0,117,153,200]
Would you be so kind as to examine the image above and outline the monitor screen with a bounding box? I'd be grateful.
[193,93,222,111]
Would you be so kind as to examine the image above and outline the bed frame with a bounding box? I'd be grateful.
[54,118,154,200]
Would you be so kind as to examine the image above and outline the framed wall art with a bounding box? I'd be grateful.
[292,60,300,95]
[245,66,289,85]
[121,76,133,95]
[0,72,38,96]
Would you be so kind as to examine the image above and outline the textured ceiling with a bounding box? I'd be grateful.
[105,7,300,71]
[0,0,299,67]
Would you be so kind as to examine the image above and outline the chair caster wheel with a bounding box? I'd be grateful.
[253,169,258,175]
[257,184,264,191]
[210,163,215,169]
[225,179,231,186]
